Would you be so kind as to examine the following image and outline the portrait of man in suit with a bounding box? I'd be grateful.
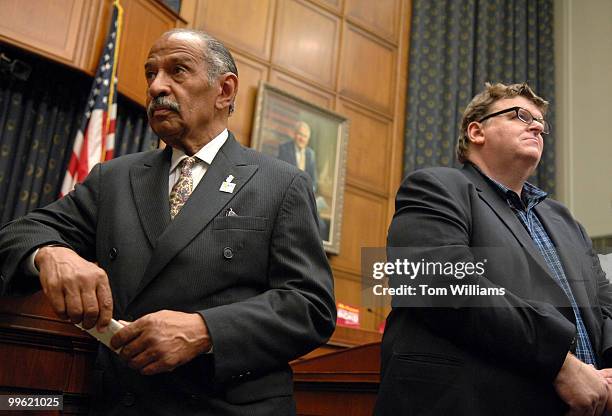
[375,82,612,415]
[251,84,349,253]
[278,120,318,193]
[0,29,336,415]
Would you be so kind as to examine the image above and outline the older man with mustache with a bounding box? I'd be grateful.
[0,29,335,415]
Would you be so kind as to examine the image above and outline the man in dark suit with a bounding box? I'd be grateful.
[0,29,335,415]
[375,82,612,415]
[278,121,317,193]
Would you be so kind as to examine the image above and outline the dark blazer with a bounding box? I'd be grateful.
[0,133,336,416]
[277,141,317,193]
[374,163,612,416]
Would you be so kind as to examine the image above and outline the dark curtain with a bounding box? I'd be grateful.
[0,46,155,225]
[404,0,556,194]
[115,95,159,157]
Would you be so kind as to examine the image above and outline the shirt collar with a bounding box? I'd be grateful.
[469,162,547,210]
[169,129,229,173]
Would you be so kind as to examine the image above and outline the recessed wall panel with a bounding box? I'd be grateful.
[273,0,340,88]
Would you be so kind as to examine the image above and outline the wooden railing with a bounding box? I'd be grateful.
[0,291,382,415]
[292,342,381,416]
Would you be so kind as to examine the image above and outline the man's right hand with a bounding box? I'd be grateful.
[554,352,608,416]
[597,368,612,414]
[35,246,113,331]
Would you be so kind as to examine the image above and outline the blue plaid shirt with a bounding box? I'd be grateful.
[479,171,598,366]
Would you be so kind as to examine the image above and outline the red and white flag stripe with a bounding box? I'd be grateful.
[60,1,122,197]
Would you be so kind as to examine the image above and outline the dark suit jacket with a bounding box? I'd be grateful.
[277,141,317,193]
[374,164,612,416]
[0,133,336,416]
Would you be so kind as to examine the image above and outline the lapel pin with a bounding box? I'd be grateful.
[220,175,236,193]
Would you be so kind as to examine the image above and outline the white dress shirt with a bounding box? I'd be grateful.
[168,129,228,194]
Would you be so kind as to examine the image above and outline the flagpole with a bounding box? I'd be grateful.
[102,0,123,163]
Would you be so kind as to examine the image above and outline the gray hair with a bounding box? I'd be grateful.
[163,29,238,114]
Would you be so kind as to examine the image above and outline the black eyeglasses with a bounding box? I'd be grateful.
[478,106,550,135]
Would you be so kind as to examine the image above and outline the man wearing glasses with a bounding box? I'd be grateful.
[376,83,612,415]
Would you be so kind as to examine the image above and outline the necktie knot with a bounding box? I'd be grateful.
[180,156,197,173]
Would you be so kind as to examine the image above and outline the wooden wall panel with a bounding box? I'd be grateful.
[345,0,401,42]
[82,1,114,74]
[339,24,396,114]
[336,99,393,192]
[227,52,269,145]
[0,0,84,60]
[269,69,335,109]
[330,188,387,275]
[333,278,362,331]
[311,0,343,13]
[117,0,182,105]
[273,0,340,88]
[0,0,103,72]
[193,0,275,60]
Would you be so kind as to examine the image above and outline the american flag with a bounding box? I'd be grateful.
[60,1,123,196]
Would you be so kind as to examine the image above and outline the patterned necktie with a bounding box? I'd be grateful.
[169,156,197,219]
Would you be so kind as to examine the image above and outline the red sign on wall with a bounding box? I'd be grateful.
[336,302,360,328]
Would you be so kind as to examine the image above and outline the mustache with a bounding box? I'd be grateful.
[147,96,180,117]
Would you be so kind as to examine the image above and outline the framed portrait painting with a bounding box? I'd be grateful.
[250,82,349,254]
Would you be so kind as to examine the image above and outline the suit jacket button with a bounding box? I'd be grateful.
[223,247,233,259]
[109,247,118,260]
[122,392,135,406]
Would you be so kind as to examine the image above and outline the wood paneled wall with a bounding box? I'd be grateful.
[183,0,411,332]
[0,0,186,106]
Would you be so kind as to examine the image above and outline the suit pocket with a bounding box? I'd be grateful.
[224,369,293,405]
[387,352,465,414]
[393,352,463,382]
[212,216,267,231]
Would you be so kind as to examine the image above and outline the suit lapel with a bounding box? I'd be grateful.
[535,203,592,308]
[130,147,172,247]
[535,203,601,349]
[462,165,554,279]
[128,134,258,303]
[286,144,297,166]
